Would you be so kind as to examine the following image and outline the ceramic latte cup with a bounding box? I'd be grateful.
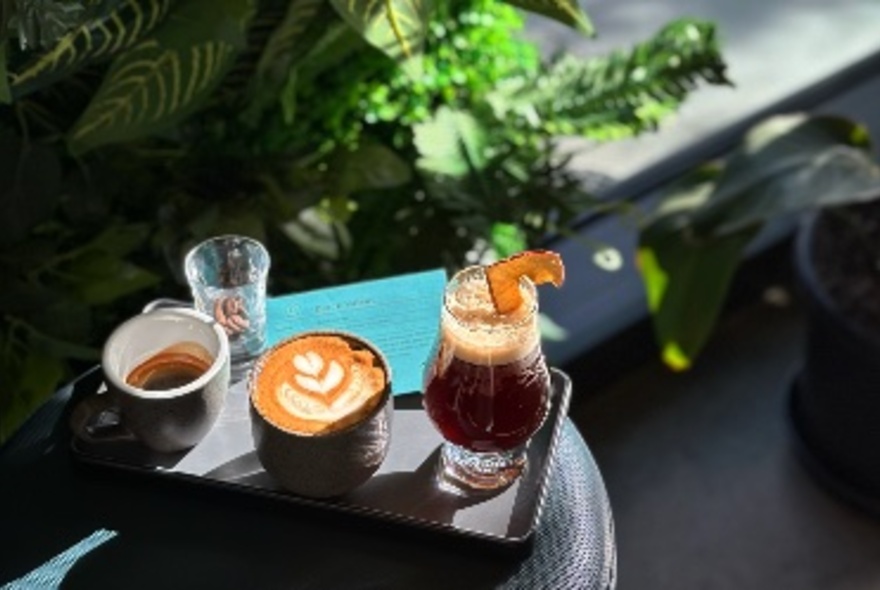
[101,307,231,453]
[248,331,393,498]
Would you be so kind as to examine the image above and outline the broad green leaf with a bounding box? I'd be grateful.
[252,0,328,95]
[83,223,153,257]
[74,261,161,304]
[239,0,334,125]
[67,0,255,154]
[502,0,594,36]
[11,0,175,98]
[691,114,880,235]
[0,137,63,245]
[414,106,487,176]
[2,282,94,343]
[329,141,412,195]
[282,206,351,261]
[0,350,65,444]
[491,222,527,258]
[636,113,880,371]
[27,331,99,362]
[0,42,10,103]
[329,0,431,75]
[293,15,363,82]
[637,220,758,371]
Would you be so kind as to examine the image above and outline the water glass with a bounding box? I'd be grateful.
[184,235,270,382]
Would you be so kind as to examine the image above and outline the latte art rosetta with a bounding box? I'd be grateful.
[252,334,387,435]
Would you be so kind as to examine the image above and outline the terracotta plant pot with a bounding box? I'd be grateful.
[790,209,880,514]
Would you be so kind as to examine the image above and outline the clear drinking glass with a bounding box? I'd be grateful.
[184,235,270,382]
[423,265,552,494]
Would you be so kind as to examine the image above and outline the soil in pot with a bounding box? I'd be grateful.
[792,198,880,514]
[812,199,880,330]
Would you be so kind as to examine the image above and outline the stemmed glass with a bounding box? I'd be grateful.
[423,264,553,493]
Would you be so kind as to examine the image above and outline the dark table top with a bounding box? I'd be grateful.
[1,368,616,590]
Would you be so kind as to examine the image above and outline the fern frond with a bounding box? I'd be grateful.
[488,19,731,142]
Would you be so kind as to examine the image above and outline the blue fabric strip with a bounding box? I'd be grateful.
[3,529,118,589]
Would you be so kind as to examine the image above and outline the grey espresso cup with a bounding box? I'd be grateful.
[101,308,231,453]
[248,331,393,498]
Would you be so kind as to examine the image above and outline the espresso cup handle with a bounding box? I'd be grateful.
[69,389,137,445]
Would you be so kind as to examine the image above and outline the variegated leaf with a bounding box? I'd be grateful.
[243,0,333,119]
[502,0,593,35]
[67,0,254,154]
[11,0,175,98]
[255,0,327,82]
[329,0,431,69]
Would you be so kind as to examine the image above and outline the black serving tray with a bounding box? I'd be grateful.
[68,367,572,549]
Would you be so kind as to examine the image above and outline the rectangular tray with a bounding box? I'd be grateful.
[68,367,572,548]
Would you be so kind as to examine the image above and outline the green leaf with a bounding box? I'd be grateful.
[488,19,730,142]
[636,113,880,370]
[27,331,99,362]
[502,0,594,36]
[414,106,487,176]
[74,261,161,304]
[252,0,328,94]
[0,350,65,444]
[279,68,297,124]
[67,0,255,154]
[330,141,412,195]
[0,137,63,245]
[491,222,527,258]
[637,221,758,371]
[690,114,880,235]
[0,41,10,103]
[11,0,175,98]
[83,223,153,257]
[238,0,334,125]
[9,284,94,343]
[282,206,351,261]
[329,0,432,74]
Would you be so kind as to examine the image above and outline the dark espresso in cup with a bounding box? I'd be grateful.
[126,342,214,391]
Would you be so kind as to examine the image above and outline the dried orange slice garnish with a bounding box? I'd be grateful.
[485,250,565,314]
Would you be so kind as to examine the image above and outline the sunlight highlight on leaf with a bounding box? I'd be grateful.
[329,0,432,70]
[502,0,594,36]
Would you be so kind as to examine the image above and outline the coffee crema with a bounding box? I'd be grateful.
[125,342,214,391]
[251,334,387,435]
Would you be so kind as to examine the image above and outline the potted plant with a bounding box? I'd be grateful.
[0,0,731,444]
[635,112,880,512]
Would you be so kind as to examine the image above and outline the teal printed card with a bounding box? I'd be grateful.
[266,269,448,395]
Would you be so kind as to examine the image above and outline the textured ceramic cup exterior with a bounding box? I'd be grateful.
[248,331,393,498]
[101,308,230,453]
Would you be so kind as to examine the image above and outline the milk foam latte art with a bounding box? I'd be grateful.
[249,332,393,498]
[251,334,387,434]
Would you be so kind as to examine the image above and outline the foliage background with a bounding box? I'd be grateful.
[0,0,730,443]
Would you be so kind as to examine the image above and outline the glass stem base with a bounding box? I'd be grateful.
[437,442,527,495]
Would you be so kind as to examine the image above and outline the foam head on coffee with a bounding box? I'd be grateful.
[443,273,539,366]
[252,334,386,435]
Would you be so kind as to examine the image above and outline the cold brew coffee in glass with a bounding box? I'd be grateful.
[423,262,555,493]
